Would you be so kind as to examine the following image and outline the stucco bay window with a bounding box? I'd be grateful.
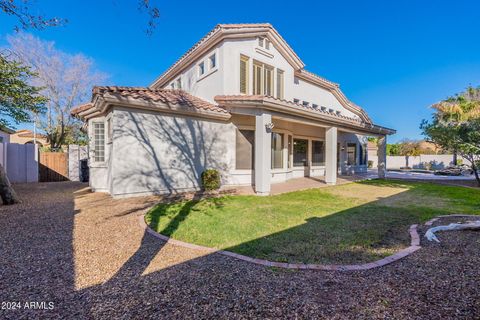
[271,132,283,169]
[347,143,357,165]
[253,61,274,96]
[311,140,325,166]
[235,129,255,170]
[93,122,105,162]
[293,138,308,167]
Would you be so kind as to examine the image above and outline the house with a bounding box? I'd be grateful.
[0,126,14,143]
[10,130,48,146]
[72,23,395,197]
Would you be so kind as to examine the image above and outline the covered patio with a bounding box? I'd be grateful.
[216,95,396,195]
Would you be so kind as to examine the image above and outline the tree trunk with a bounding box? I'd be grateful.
[453,149,458,166]
[0,164,20,205]
[472,162,480,187]
[405,156,409,168]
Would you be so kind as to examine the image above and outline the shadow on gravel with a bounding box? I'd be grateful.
[1,181,480,319]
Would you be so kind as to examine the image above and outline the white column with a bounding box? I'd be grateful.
[377,135,387,179]
[325,127,338,185]
[254,112,272,195]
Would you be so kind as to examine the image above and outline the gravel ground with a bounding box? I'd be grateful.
[0,182,479,319]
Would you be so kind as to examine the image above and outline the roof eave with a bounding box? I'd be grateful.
[215,95,395,135]
[80,94,231,122]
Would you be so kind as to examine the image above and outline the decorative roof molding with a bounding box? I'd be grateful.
[295,70,373,124]
[215,95,395,135]
[149,23,305,89]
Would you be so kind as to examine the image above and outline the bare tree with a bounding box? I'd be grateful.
[1,0,160,34]
[7,33,108,150]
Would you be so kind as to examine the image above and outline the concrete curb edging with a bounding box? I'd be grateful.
[424,214,480,226]
[139,215,422,271]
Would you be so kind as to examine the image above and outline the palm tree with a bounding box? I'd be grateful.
[432,86,480,123]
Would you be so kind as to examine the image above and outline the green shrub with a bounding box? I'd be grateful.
[367,160,374,168]
[201,169,221,191]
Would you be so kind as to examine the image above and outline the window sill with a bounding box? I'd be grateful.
[90,162,108,168]
[255,47,274,59]
[197,67,218,82]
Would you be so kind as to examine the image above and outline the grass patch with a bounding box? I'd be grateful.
[145,180,480,264]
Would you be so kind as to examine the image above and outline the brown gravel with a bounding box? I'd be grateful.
[0,182,479,319]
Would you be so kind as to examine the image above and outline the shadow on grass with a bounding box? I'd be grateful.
[146,179,480,264]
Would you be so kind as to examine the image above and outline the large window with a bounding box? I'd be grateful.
[359,144,367,165]
[240,55,249,94]
[253,61,274,96]
[276,69,284,99]
[293,139,308,167]
[347,143,357,165]
[271,132,283,169]
[235,129,254,169]
[311,140,325,166]
[93,122,105,162]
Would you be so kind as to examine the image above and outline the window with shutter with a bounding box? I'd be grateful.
[240,55,249,94]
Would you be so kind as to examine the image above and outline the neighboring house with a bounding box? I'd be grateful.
[72,23,395,197]
[0,126,13,143]
[10,130,48,146]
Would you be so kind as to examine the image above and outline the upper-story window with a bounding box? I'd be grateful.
[276,69,284,99]
[253,61,273,96]
[258,37,270,50]
[176,78,182,89]
[198,62,205,76]
[240,55,249,94]
[209,54,216,69]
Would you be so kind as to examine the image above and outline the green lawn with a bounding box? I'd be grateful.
[145,180,480,264]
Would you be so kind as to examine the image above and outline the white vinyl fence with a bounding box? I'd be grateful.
[0,143,39,183]
[387,154,467,170]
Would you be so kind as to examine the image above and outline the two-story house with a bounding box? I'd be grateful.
[72,23,395,197]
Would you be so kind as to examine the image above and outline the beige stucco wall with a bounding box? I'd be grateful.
[10,132,48,146]
[109,107,236,197]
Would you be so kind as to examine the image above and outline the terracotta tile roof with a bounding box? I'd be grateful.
[150,23,304,88]
[215,95,396,135]
[14,129,47,138]
[72,86,228,116]
[215,94,363,123]
[71,103,93,116]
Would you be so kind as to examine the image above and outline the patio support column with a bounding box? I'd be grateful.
[254,112,272,195]
[325,126,338,185]
[378,135,387,179]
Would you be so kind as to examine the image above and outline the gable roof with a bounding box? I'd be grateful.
[149,23,372,124]
[71,87,230,121]
[149,23,305,89]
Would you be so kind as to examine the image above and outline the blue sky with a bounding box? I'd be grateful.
[1,0,479,142]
